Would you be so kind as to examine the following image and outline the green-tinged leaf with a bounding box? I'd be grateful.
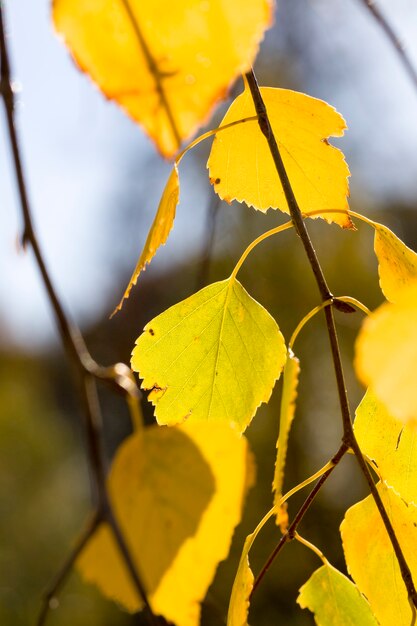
[132,278,287,433]
[227,534,254,626]
[297,564,377,626]
[373,221,417,303]
[341,483,417,626]
[273,350,300,528]
[354,389,417,505]
[207,81,352,228]
[113,165,179,315]
[77,422,253,626]
[355,284,417,427]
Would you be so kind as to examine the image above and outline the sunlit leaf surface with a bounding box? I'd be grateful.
[132,278,286,433]
[53,0,273,157]
[354,390,417,505]
[355,284,417,427]
[341,483,417,626]
[373,221,417,302]
[297,563,377,626]
[227,534,254,626]
[113,165,179,314]
[273,350,300,528]
[77,422,253,626]
[207,83,351,227]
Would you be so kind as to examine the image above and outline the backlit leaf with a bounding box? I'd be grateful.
[207,83,352,228]
[373,221,417,302]
[53,0,273,157]
[354,390,417,505]
[132,278,286,433]
[77,422,253,626]
[273,350,300,529]
[341,483,417,626]
[355,284,417,427]
[112,165,179,315]
[297,564,377,626]
[227,534,254,626]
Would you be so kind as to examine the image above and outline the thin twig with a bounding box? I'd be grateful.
[251,443,347,596]
[37,511,101,626]
[0,5,156,623]
[358,0,417,94]
[245,68,417,608]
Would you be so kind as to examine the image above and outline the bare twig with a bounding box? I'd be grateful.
[0,4,155,623]
[245,68,417,607]
[251,443,348,596]
[37,512,101,626]
[358,0,417,94]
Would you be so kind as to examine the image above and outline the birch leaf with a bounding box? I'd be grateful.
[227,534,254,626]
[131,278,286,433]
[77,422,253,626]
[273,350,300,529]
[373,221,417,302]
[355,284,417,427]
[113,165,179,315]
[297,564,377,626]
[354,389,417,506]
[341,483,417,626]
[53,0,273,157]
[207,83,352,228]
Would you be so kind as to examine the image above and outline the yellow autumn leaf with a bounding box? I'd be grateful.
[112,164,179,315]
[131,278,287,433]
[355,284,417,427]
[227,534,254,626]
[354,390,417,505]
[341,483,417,626]
[297,564,377,626]
[207,83,352,227]
[273,350,300,529]
[372,221,417,302]
[53,0,273,157]
[77,422,253,626]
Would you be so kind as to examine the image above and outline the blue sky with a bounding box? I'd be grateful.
[1,0,417,349]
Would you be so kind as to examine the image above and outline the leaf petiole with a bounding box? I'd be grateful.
[230,221,293,281]
[289,296,370,350]
[294,532,329,566]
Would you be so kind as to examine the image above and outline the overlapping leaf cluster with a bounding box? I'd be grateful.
[52,1,417,625]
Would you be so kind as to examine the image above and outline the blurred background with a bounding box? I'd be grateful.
[1,0,417,624]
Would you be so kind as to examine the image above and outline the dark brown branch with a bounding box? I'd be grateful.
[251,443,348,596]
[245,68,417,608]
[358,0,417,94]
[0,5,155,623]
[37,511,101,626]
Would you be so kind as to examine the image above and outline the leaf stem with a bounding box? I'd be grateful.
[289,296,370,349]
[0,6,155,623]
[245,67,417,608]
[294,532,329,566]
[230,221,293,281]
[251,444,348,597]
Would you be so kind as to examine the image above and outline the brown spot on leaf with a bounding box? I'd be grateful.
[149,328,155,336]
